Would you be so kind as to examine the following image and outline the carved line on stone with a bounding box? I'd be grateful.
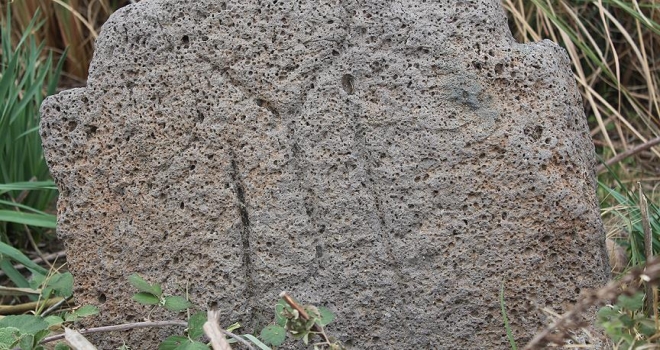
[347,103,404,285]
[288,138,325,284]
[229,151,254,320]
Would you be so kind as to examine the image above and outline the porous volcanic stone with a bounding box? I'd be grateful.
[40,0,610,348]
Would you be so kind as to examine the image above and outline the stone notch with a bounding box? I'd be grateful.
[40,0,609,348]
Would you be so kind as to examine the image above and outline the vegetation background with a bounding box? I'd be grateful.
[0,0,658,348]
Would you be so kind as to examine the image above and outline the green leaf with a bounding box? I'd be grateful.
[226,322,241,332]
[0,315,49,335]
[0,259,31,295]
[132,292,160,306]
[638,318,656,336]
[44,315,64,328]
[158,336,189,350]
[187,311,206,340]
[176,341,209,350]
[18,333,35,350]
[127,274,161,296]
[618,292,644,311]
[163,296,193,312]
[274,301,290,327]
[152,284,163,298]
[32,329,50,345]
[0,181,56,193]
[500,282,518,350]
[65,305,99,322]
[29,272,47,290]
[72,305,99,318]
[620,333,635,347]
[317,306,336,326]
[47,272,74,298]
[596,306,619,322]
[260,325,286,346]
[619,313,634,328]
[0,241,48,275]
[54,343,71,350]
[0,210,56,228]
[0,327,20,347]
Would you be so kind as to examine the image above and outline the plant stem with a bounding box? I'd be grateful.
[40,320,187,344]
[639,185,655,315]
[41,295,72,316]
[0,297,62,314]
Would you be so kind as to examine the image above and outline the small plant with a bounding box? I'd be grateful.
[0,262,99,350]
[128,273,207,350]
[0,305,100,350]
[129,275,343,349]
[0,270,344,349]
[129,273,193,314]
[128,273,273,350]
[260,292,343,350]
[0,314,52,350]
[597,291,658,348]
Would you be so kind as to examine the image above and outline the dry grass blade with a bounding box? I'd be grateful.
[503,0,541,41]
[204,309,233,350]
[599,3,659,117]
[639,184,654,313]
[52,0,98,39]
[64,327,98,350]
[596,0,622,102]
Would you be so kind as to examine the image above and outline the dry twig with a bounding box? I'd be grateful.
[40,320,187,344]
[597,137,660,174]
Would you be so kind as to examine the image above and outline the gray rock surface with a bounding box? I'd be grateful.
[40,0,610,348]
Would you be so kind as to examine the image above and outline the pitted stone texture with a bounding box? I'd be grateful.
[40,0,609,348]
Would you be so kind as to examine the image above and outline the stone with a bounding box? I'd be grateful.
[40,0,610,348]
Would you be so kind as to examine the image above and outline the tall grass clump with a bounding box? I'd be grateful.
[503,0,660,183]
[0,8,64,247]
[2,0,132,83]
[600,177,660,266]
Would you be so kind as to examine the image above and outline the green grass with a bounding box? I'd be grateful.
[500,282,518,350]
[0,7,64,287]
[600,179,660,267]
